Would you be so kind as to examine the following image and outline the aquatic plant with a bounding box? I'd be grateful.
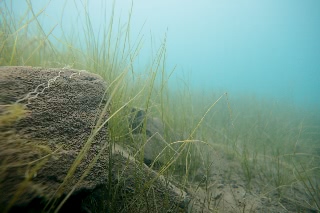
[1,0,319,212]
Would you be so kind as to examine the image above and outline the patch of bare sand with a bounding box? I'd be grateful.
[182,146,316,213]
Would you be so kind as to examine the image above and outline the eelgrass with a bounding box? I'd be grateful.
[1,0,203,212]
[1,0,320,212]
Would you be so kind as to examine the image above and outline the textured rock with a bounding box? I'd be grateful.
[129,107,180,168]
[0,66,187,212]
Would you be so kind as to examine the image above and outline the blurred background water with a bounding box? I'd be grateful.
[10,0,320,109]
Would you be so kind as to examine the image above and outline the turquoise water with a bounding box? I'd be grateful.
[11,0,320,108]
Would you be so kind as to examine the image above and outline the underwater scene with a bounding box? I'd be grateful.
[1,0,319,212]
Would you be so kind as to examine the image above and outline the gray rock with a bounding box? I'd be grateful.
[0,66,187,212]
[129,107,181,169]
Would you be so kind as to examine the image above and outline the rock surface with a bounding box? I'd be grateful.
[129,107,180,168]
[0,66,187,212]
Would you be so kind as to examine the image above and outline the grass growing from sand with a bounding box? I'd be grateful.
[1,0,320,212]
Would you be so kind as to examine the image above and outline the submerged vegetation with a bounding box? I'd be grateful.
[1,0,320,212]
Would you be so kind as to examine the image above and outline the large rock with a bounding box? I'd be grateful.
[0,66,188,212]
